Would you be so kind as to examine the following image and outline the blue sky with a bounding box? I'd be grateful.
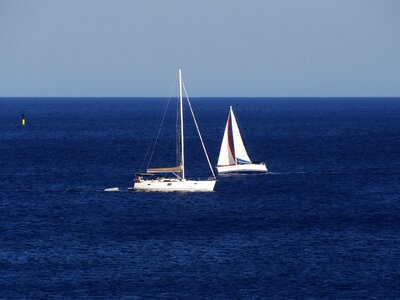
[0,0,399,97]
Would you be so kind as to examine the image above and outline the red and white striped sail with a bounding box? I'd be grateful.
[217,113,236,166]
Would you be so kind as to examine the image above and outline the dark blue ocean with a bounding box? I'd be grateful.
[1,97,400,299]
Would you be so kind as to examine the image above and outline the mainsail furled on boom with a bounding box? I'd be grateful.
[147,165,183,173]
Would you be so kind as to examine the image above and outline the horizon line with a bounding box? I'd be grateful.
[1,96,399,99]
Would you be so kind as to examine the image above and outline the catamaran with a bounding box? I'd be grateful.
[216,106,268,174]
[133,69,216,192]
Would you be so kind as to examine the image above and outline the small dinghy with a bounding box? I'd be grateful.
[104,187,120,192]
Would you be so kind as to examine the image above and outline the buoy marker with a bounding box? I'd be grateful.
[22,112,26,126]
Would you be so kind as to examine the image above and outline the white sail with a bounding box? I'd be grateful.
[217,114,236,166]
[230,107,251,164]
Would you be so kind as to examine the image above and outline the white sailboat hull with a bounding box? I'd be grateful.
[131,70,217,192]
[134,179,216,192]
[217,163,268,174]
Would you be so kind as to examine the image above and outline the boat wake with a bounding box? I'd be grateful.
[266,171,400,175]
[0,187,130,193]
[104,187,120,192]
[219,170,400,177]
[218,172,269,177]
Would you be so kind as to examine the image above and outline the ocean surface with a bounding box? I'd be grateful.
[1,97,400,299]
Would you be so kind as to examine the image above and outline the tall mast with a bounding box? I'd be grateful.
[179,69,185,179]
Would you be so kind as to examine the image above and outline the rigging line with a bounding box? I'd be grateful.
[146,98,173,170]
[182,82,216,179]
[140,76,177,171]
[140,130,156,171]
[146,98,171,169]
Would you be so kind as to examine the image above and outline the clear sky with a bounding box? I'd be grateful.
[0,0,399,97]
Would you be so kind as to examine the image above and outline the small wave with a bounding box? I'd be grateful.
[267,171,400,176]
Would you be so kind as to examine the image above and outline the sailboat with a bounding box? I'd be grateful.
[216,106,268,174]
[133,69,216,192]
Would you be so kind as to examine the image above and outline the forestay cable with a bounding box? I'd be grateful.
[182,82,216,179]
